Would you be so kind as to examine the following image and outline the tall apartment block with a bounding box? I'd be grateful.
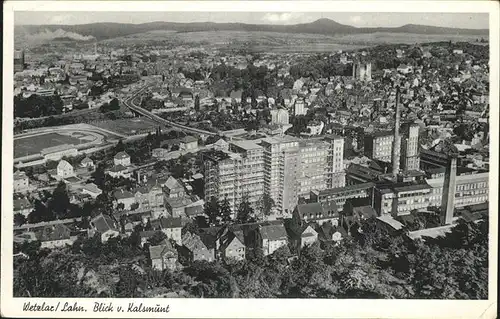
[298,139,329,198]
[14,50,25,73]
[400,123,420,171]
[325,135,345,188]
[440,156,458,225]
[202,140,265,214]
[260,136,300,215]
[364,131,394,162]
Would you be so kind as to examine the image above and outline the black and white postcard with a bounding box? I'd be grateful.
[2,1,498,318]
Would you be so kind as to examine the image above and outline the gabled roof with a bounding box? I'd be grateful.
[183,232,208,252]
[181,135,198,143]
[260,224,287,241]
[149,239,177,260]
[57,160,73,170]
[159,217,182,229]
[13,170,28,180]
[113,189,134,199]
[37,224,71,242]
[296,201,337,218]
[108,164,128,173]
[81,157,93,164]
[14,198,32,211]
[114,151,130,159]
[91,213,119,233]
[165,176,183,190]
[82,183,102,193]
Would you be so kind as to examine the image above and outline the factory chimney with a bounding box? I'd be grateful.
[391,87,401,178]
[440,155,457,225]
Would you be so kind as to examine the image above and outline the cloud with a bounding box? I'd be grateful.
[349,15,363,25]
[261,13,305,24]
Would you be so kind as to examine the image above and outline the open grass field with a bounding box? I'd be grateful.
[100,30,488,52]
[93,117,158,136]
[14,132,83,158]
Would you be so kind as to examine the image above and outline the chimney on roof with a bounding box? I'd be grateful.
[392,87,401,179]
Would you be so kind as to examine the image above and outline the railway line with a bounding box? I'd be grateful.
[122,85,220,137]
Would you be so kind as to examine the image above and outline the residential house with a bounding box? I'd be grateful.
[300,224,318,248]
[57,160,75,179]
[181,231,215,262]
[180,136,198,151]
[81,183,102,198]
[259,224,288,256]
[14,170,29,193]
[80,157,95,169]
[164,176,186,198]
[114,151,131,167]
[113,189,136,210]
[216,227,246,261]
[14,198,33,217]
[37,224,75,249]
[90,213,120,242]
[293,202,339,227]
[165,196,193,218]
[149,239,178,271]
[106,164,132,179]
[134,185,165,210]
[156,217,182,245]
[230,90,243,104]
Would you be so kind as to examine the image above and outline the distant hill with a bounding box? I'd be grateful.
[16,18,488,41]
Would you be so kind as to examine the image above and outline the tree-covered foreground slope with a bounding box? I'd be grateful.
[14,217,488,299]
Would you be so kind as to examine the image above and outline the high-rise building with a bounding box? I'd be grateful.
[440,156,458,225]
[325,135,345,188]
[14,50,25,73]
[364,131,394,162]
[202,140,265,214]
[298,139,329,198]
[260,136,300,215]
[270,108,290,125]
[293,97,307,116]
[400,123,420,171]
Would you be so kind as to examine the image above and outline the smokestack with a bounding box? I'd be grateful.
[440,156,457,225]
[392,87,401,178]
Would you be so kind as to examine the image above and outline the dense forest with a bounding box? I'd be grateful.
[13,216,488,299]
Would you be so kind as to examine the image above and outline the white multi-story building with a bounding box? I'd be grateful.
[325,135,345,188]
[57,160,74,179]
[401,123,420,171]
[203,140,265,215]
[298,139,329,198]
[260,136,300,216]
[270,108,290,125]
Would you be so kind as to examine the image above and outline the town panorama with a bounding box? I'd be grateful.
[12,15,490,299]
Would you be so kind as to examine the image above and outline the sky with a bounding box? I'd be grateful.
[14,12,489,29]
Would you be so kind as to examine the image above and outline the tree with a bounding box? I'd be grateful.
[148,231,168,246]
[204,197,221,225]
[236,197,254,224]
[194,95,200,111]
[220,197,232,222]
[258,193,275,217]
[48,181,71,219]
[14,213,27,226]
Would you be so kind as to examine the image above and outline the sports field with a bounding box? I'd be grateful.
[14,133,83,158]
